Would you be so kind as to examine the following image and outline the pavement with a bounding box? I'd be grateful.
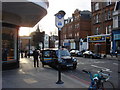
[2,57,89,89]
[105,54,119,61]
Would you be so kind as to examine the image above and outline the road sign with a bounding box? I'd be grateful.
[55,15,64,29]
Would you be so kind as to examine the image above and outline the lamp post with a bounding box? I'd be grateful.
[55,10,66,84]
[28,27,31,58]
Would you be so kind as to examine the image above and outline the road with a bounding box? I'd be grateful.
[62,57,119,88]
[3,56,119,88]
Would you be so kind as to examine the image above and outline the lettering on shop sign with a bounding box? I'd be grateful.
[88,36,110,42]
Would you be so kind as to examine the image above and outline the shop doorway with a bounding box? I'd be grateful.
[94,43,101,55]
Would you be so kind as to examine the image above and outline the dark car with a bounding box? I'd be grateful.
[83,50,101,59]
[40,48,77,69]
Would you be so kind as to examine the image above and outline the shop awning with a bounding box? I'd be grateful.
[2,1,49,27]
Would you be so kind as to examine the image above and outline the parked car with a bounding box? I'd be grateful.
[77,50,86,57]
[70,49,80,56]
[40,48,77,69]
[83,50,101,59]
[27,50,33,56]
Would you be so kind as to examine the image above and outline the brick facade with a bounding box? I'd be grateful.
[61,9,91,50]
[89,2,115,55]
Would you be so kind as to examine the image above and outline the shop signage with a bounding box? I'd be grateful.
[88,35,110,42]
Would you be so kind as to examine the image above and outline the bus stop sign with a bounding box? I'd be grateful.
[55,14,64,29]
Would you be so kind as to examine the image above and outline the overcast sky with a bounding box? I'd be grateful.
[19,0,91,36]
[39,0,91,35]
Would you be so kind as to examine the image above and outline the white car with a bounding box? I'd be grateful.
[70,50,80,56]
[83,50,101,59]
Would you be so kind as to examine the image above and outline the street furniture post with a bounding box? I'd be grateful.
[55,10,66,84]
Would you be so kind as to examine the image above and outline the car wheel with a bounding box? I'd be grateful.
[90,55,93,59]
[73,65,77,70]
[83,55,85,58]
[42,64,44,67]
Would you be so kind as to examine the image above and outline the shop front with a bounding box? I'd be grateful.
[2,23,19,70]
[112,30,120,54]
[2,1,49,70]
[87,34,111,55]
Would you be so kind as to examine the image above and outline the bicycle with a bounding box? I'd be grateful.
[82,69,115,90]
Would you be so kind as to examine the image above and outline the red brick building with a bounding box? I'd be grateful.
[88,2,115,55]
[61,9,91,50]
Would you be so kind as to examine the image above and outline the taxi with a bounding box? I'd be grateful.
[40,48,77,69]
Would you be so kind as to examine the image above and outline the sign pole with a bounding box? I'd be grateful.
[55,10,66,84]
[56,28,64,84]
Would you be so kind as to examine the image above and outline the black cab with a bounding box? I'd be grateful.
[40,48,77,69]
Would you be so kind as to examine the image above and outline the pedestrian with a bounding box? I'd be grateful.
[110,50,113,57]
[21,50,24,58]
[115,50,118,57]
[33,49,39,67]
[2,48,8,61]
[24,50,27,58]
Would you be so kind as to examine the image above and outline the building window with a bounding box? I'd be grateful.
[95,27,99,35]
[98,14,101,22]
[95,3,99,11]
[113,16,118,28]
[106,0,111,6]
[68,25,72,30]
[106,25,112,34]
[77,23,79,28]
[77,32,79,37]
[95,14,99,23]
[93,16,96,24]
[64,35,66,39]
[69,34,72,37]
[108,10,111,20]
[75,24,79,28]
[105,11,108,21]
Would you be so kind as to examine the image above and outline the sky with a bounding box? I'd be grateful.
[19,0,91,36]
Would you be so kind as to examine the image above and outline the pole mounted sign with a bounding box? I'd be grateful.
[55,10,66,30]
[55,10,66,84]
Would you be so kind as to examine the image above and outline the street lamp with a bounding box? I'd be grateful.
[55,10,66,84]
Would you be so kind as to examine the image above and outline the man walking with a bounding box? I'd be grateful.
[33,49,39,67]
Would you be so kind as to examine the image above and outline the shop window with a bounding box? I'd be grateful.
[116,40,120,52]
[2,27,17,62]
[119,16,120,27]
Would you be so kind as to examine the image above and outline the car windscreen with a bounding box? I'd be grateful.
[56,50,70,57]
[43,50,51,58]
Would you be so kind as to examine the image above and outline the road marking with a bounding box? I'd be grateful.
[91,65,112,72]
[113,63,118,66]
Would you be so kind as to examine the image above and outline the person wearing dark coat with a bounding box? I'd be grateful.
[33,49,39,67]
